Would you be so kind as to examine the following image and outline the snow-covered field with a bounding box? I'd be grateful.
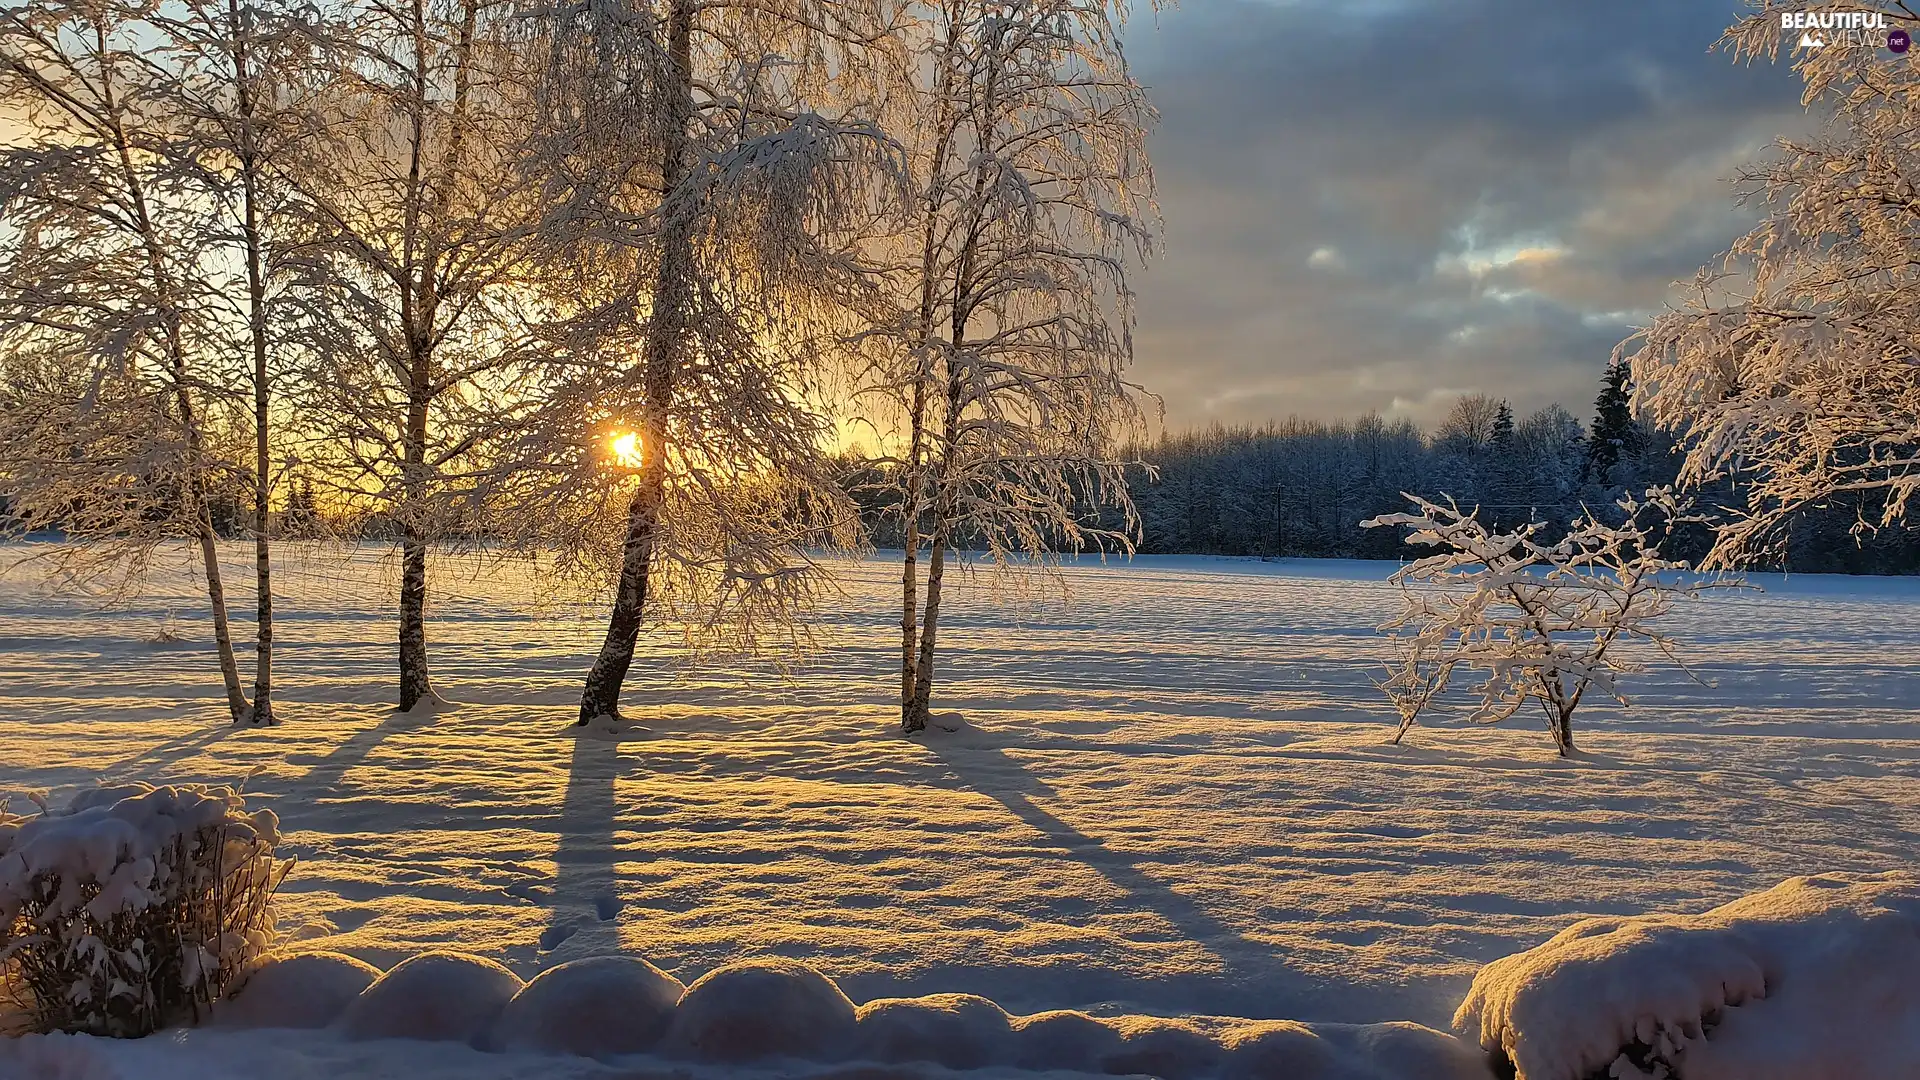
[3,544,1918,1043]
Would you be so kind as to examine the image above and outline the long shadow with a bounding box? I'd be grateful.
[536,732,623,955]
[291,709,439,793]
[108,724,236,780]
[925,726,1301,1014]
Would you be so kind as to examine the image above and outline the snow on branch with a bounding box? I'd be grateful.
[1623,3,1920,568]
[1362,489,1741,756]
[0,783,290,1037]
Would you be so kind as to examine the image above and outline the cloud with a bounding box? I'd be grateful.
[1125,0,1811,429]
[1307,246,1346,271]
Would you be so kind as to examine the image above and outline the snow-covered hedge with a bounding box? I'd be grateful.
[212,950,1491,1078]
[107,869,1920,1080]
[0,784,288,1037]
[1454,872,1920,1080]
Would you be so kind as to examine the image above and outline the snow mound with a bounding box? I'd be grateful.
[1454,871,1920,1080]
[664,957,858,1062]
[334,951,523,1045]
[490,954,685,1057]
[1100,1017,1225,1079]
[1223,1019,1493,1080]
[854,993,1013,1069]
[216,951,382,1030]
[1007,1010,1124,1071]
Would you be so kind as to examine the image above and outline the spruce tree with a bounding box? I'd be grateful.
[1491,401,1515,451]
[1587,361,1637,482]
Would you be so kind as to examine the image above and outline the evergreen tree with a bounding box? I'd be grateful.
[1587,361,1638,483]
[1491,401,1515,451]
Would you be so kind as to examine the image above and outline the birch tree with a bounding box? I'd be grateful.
[859,0,1158,733]
[1362,490,1730,756]
[0,0,280,722]
[282,0,574,711]
[1622,2,1920,567]
[164,0,308,723]
[533,0,902,725]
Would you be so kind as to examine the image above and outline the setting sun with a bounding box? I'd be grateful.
[609,430,644,468]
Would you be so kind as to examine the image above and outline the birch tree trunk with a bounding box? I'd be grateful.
[907,511,949,727]
[908,364,966,727]
[105,50,251,723]
[898,15,965,736]
[577,0,695,725]
[398,375,436,711]
[227,0,275,725]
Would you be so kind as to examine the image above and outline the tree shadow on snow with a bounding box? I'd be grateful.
[536,732,623,956]
[108,723,237,781]
[923,726,1308,1017]
[291,709,440,792]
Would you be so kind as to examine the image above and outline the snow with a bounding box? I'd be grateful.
[664,957,859,1062]
[1006,1010,1124,1071]
[4,544,1920,1076]
[1100,1017,1224,1078]
[855,993,1013,1068]
[215,951,381,1030]
[1455,871,1920,1080]
[489,954,684,1057]
[334,952,523,1044]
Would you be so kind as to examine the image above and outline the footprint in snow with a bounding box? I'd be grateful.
[538,922,578,951]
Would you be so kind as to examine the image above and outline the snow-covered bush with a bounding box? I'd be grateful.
[490,954,684,1057]
[215,951,382,1030]
[0,784,288,1037]
[664,958,858,1062]
[1222,1019,1493,1080]
[335,951,523,1044]
[1009,1009,1125,1071]
[1454,872,1920,1080]
[854,993,1012,1069]
[1363,490,1732,755]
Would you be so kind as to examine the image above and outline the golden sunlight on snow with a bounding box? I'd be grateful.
[3,548,1918,1031]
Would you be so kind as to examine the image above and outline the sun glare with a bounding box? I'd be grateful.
[609,430,644,468]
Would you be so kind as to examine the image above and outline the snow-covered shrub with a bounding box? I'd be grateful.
[853,993,1012,1069]
[334,951,523,1044]
[1222,1019,1496,1080]
[664,957,858,1062]
[0,783,287,1037]
[1363,489,1732,755]
[1454,872,1920,1080]
[1009,1009,1125,1071]
[1100,1017,1225,1080]
[215,951,382,1029]
[490,954,685,1057]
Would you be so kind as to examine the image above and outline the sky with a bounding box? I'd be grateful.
[1125,0,1811,432]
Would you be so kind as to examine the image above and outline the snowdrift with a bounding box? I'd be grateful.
[1454,871,1920,1080]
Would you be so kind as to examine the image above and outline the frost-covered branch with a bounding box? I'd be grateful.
[1362,490,1740,756]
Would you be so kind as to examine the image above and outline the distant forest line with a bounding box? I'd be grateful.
[847,363,1920,576]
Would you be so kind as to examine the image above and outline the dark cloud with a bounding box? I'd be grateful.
[1125,0,1811,429]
